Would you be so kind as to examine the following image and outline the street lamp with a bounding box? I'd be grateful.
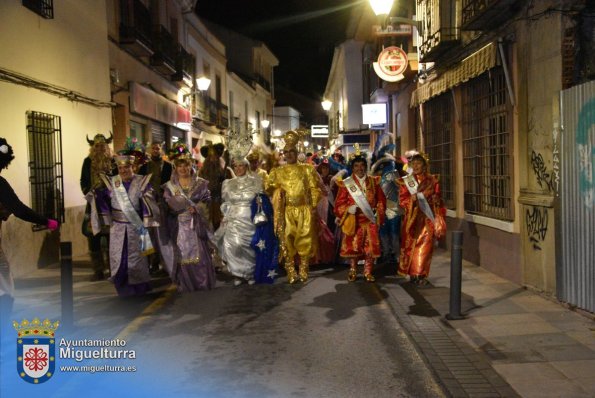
[261,119,270,129]
[196,76,211,91]
[321,100,332,111]
[369,0,393,16]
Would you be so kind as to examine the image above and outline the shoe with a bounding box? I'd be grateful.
[415,277,430,287]
[347,268,357,282]
[364,273,375,283]
[233,278,242,286]
[89,271,104,282]
[247,279,255,285]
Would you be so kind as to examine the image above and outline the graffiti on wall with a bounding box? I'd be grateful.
[526,206,548,251]
[577,98,595,208]
[552,123,560,195]
[531,150,554,192]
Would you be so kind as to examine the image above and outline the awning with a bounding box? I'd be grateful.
[410,42,497,107]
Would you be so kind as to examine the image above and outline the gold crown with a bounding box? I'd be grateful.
[13,318,60,338]
[283,130,300,150]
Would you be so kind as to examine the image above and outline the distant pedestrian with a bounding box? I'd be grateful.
[0,137,59,316]
[397,153,446,286]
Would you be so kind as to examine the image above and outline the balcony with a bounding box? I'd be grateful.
[217,104,229,129]
[171,47,195,86]
[254,73,271,92]
[462,0,520,31]
[417,0,461,62]
[119,0,153,57]
[150,25,177,75]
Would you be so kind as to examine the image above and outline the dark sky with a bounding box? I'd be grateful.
[196,0,356,100]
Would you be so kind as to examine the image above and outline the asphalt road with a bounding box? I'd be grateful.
[124,266,446,397]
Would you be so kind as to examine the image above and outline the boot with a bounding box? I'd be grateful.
[348,259,357,282]
[90,251,105,281]
[298,257,309,283]
[363,258,375,283]
[285,260,298,284]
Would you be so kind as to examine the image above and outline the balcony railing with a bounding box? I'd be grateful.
[119,0,153,57]
[150,25,177,75]
[193,96,228,128]
[461,0,519,31]
[217,104,229,129]
[417,0,461,62]
[172,47,195,86]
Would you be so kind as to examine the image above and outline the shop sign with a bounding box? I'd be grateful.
[373,46,408,82]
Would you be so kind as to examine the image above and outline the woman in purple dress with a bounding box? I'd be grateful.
[161,144,216,292]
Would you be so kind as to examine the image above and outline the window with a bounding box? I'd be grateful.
[22,0,53,19]
[424,92,455,209]
[26,111,64,230]
[462,68,513,220]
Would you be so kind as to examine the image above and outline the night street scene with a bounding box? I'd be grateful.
[1,1,594,397]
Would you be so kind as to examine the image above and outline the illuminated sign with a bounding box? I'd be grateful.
[373,46,408,82]
[362,103,387,125]
[311,125,329,137]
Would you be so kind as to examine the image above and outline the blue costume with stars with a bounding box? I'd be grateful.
[251,194,278,283]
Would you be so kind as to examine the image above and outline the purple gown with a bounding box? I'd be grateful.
[90,174,159,297]
[161,174,216,292]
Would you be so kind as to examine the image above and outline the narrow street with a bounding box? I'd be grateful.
[111,266,445,397]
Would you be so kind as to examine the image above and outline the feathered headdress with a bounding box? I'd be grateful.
[116,137,147,167]
[168,143,192,162]
[348,143,369,167]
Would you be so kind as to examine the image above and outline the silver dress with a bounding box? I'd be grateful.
[214,175,263,280]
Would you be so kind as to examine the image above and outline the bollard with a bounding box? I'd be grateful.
[60,242,73,330]
[446,231,465,320]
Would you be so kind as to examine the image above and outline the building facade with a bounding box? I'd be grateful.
[0,0,113,270]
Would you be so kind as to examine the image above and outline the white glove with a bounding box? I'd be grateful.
[348,205,357,214]
[386,208,396,220]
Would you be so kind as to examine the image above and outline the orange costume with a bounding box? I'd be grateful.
[398,172,444,280]
[334,174,386,281]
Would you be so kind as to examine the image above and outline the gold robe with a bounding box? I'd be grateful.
[265,163,321,261]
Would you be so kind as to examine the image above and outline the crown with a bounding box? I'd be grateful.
[283,130,300,150]
[13,318,60,338]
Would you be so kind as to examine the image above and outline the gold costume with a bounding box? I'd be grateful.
[266,133,321,283]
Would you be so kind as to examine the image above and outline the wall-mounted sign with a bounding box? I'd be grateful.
[311,125,329,137]
[362,103,387,125]
[373,46,408,82]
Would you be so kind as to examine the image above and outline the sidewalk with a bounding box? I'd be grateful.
[378,249,595,398]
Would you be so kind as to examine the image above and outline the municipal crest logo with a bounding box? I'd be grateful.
[13,318,59,384]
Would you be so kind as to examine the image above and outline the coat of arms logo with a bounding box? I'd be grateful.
[13,318,60,384]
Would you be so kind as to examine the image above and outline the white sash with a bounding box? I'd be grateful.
[402,174,435,222]
[166,180,196,230]
[343,176,376,224]
[111,175,154,255]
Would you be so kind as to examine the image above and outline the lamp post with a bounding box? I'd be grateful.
[369,0,393,16]
[261,119,270,145]
[321,99,333,148]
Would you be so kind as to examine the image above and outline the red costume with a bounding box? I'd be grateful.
[334,174,386,281]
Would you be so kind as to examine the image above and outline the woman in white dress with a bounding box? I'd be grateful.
[214,158,263,286]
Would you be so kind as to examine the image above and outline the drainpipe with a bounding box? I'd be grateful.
[498,38,516,107]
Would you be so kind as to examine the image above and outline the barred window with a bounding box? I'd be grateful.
[462,68,513,220]
[26,111,64,230]
[22,0,54,19]
[424,92,455,209]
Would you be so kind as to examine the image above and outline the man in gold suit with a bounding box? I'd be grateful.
[247,150,268,181]
[265,131,321,283]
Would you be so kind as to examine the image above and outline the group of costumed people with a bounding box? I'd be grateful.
[0,129,447,311]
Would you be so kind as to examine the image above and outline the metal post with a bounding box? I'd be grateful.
[446,231,465,320]
[60,242,73,330]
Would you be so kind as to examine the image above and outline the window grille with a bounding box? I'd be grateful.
[22,0,54,19]
[26,111,64,230]
[462,68,513,220]
[424,92,455,209]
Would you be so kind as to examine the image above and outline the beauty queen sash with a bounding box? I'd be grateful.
[110,175,154,255]
[402,174,435,222]
[343,176,376,224]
